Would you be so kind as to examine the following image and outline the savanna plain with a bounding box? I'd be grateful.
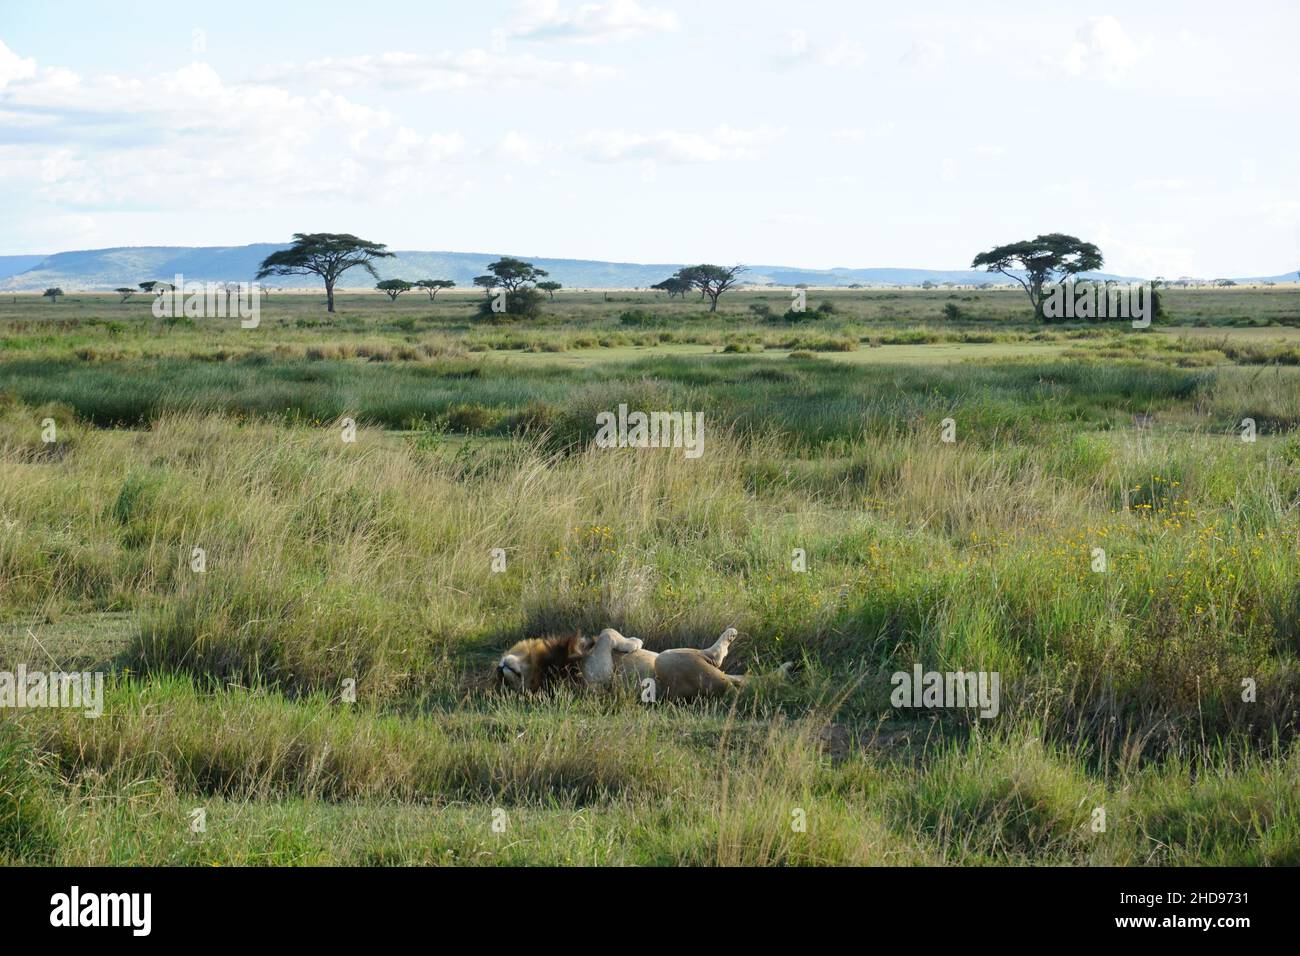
[2,285,1299,865]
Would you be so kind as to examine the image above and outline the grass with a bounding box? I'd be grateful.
[1,288,1298,865]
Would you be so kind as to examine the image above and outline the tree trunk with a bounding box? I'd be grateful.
[326,278,335,313]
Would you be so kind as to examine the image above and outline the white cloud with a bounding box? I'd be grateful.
[0,54,470,208]
[1136,178,1188,192]
[900,39,945,72]
[581,125,784,163]
[1059,16,1148,82]
[260,49,615,92]
[776,29,866,70]
[494,131,549,165]
[1092,222,1198,278]
[0,108,55,128]
[0,39,36,91]
[508,0,679,43]
[819,124,899,147]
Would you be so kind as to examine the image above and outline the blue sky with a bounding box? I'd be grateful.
[1,0,1297,276]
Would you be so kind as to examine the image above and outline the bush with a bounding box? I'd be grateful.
[619,309,660,327]
[510,400,561,434]
[445,403,500,433]
[943,303,964,321]
[476,288,544,322]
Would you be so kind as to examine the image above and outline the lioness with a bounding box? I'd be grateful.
[496,626,783,700]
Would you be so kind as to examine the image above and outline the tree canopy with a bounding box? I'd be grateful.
[663,264,747,311]
[651,276,693,298]
[473,256,548,293]
[256,233,394,313]
[415,279,455,301]
[376,279,413,301]
[971,234,1103,322]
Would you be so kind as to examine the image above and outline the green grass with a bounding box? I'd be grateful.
[1,288,1298,865]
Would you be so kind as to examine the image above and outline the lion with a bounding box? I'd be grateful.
[495,626,786,700]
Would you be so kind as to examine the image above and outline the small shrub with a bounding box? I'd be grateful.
[619,309,661,327]
[445,403,500,432]
[476,288,544,322]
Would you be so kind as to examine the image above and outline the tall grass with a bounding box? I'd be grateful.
[3,292,1299,864]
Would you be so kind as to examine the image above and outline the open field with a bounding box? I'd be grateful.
[2,287,1300,865]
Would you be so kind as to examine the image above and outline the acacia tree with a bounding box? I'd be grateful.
[676,264,747,312]
[474,256,548,293]
[537,280,562,300]
[675,266,709,301]
[472,257,547,320]
[139,281,165,295]
[415,279,455,301]
[115,287,136,303]
[651,276,692,298]
[970,234,1103,322]
[376,279,413,301]
[43,287,63,303]
[256,233,394,313]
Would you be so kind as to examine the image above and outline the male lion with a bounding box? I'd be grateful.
[495,626,785,700]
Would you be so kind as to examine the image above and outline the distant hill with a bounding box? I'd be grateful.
[0,243,1277,291]
[1226,273,1300,285]
[0,255,48,281]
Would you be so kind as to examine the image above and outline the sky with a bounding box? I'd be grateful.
[0,0,1297,277]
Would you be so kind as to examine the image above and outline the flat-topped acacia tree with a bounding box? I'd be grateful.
[971,234,1103,322]
[474,256,548,292]
[472,257,548,320]
[415,279,455,301]
[376,279,412,301]
[256,233,394,313]
[673,264,746,312]
[651,276,692,298]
